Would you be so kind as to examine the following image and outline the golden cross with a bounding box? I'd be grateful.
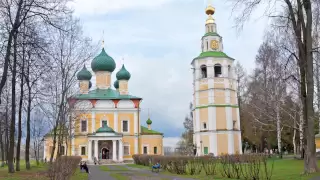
[102,30,105,47]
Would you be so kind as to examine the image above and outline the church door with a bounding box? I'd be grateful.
[101,148,110,159]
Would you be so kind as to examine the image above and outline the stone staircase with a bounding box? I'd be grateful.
[98,159,116,165]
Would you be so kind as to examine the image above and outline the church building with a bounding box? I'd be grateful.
[43,46,163,163]
[191,4,242,156]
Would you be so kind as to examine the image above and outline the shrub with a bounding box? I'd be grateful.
[132,153,274,179]
[47,156,82,180]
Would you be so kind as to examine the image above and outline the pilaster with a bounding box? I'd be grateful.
[92,111,95,133]
[114,111,118,132]
[112,140,117,161]
[88,140,92,161]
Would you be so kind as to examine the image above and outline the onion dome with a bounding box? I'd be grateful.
[116,65,131,80]
[89,81,92,89]
[77,65,92,80]
[205,5,215,15]
[96,121,115,133]
[146,118,152,125]
[91,48,116,72]
[114,80,119,89]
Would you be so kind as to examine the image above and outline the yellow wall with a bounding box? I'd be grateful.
[75,113,92,134]
[230,91,237,104]
[217,134,228,155]
[199,91,208,105]
[199,83,208,91]
[95,113,114,131]
[118,113,134,134]
[74,136,89,159]
[44,137,70,160]
[316,138,320,148]
[199,108,208,128]
[140,135,163,155]
[122,136,135,159]
[214,90,225,104]
[201,135,209,154]
[232,108,238,129]
[216,107,226,129]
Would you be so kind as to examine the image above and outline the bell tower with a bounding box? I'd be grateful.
[191,3,242,156]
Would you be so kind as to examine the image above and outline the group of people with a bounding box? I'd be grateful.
[80,162,90,173]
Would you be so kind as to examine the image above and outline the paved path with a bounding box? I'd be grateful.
[88,165,115,180]
[88,164,195,180]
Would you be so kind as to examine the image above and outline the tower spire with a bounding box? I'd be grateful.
[148,108,150,118]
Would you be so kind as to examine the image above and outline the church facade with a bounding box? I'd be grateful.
[191,4,242,156]
[43,47,163,162]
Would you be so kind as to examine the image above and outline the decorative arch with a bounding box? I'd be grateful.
[117,100,135,108]
[214,64,222,77]
[95,100,115,108]
[74,100,93,109]
[200,64,207,78]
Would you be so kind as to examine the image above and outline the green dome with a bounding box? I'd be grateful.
[89,81,92,89]
[146,118,152,125]
[116,65,131,80]
[77,65,92,80]
[96,121,115,133]
[91,48,116,72]
[114,80,119,89]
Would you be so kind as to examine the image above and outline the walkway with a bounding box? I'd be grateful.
[88,164,195,180]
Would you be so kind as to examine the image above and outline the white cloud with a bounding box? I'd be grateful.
[71,0,177,15]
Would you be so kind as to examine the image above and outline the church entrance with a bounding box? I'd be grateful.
[101,148,110,159]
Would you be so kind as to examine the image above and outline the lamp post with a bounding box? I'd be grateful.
[193,144,197,156]
[200,140,203,156]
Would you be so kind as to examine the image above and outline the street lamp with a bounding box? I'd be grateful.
[193,144,197,156]
[200,141,203,156]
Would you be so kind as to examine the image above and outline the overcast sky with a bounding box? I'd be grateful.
[71,0,269,147]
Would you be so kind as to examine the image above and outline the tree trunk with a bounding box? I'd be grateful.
[304,0,318,172]
[0,120,4,167]
[25,88,31,170]
[276,102,282,158]
[293,111,297,156]
[16,52,25,171]
[8,33,18,173]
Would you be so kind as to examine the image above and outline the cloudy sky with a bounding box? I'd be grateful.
[70,0,269,147]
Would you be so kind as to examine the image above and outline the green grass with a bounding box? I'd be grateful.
[109,173,130,180]
[0,160,88,180]
[130,159,320,180]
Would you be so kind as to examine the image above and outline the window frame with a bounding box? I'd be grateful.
[142,145,149,155]
[204,147,209,155]
[100,119,109,127]
[214,64,222,77]
[202,122,207,130]
[153,146,158,154]
[80,119,88,133]
[123,143,130,155]
[121,120,129,133]
[80,145,87,156]
[200,65,207,79]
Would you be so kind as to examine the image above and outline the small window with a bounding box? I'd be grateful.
[102,120,108,127]
[204,147,208,155]
[154,147,158,154]
[214,64,222,77]
[124,145,130,155]
[206,41,209,50]
[203,123,207,129]
[122,120,128,132]
[143,146,148,154]
[81,120,87,132]
[81,146,86,155]
[233,120,236,129]
[200,65,207,78]
[60,146,65,155]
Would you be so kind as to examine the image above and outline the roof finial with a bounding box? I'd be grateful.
[122,57,125,65]
[102,30,105,48]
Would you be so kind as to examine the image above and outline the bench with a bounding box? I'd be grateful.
[151,164,161,173]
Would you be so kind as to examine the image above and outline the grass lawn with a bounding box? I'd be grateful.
[128,159,320,180]
[0,160,88,180]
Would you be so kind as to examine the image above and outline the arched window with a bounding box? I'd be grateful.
[206,41,208,50]
[214,64,222,77]
[203,122,207,129]
[200,65,207,78]
[228,65,231,78]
